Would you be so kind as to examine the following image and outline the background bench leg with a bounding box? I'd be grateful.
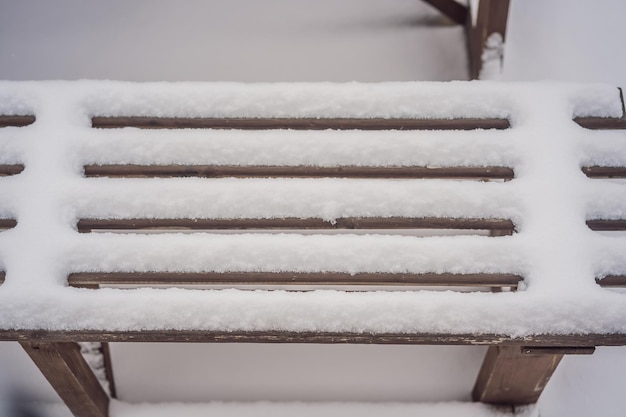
[466,0,511,79]
[472,345,563,405]
[20,341,110,417]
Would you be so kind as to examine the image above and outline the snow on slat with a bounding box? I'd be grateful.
[66,233,524,276]
[78,128,519,168]
[69,178,518,221]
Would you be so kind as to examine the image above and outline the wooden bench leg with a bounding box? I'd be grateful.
[100,342,117,398]
[473,345,563,405]
[20,341,110,417]
[472,345,594,405]
[466,0,511,79]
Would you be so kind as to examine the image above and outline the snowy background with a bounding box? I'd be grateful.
[0,1,625,416]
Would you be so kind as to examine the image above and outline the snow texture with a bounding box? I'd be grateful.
[0,81,624,337]
[479,33,505,81]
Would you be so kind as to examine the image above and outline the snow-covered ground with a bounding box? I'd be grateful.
[0,1,625,417]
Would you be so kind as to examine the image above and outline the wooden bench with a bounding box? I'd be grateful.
[0,81,625,417]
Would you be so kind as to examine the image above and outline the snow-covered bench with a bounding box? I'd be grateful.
[0,81,625,417]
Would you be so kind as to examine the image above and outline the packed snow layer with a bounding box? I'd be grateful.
[0,81,624,336]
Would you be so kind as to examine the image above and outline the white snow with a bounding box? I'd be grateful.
[0,81,623,337]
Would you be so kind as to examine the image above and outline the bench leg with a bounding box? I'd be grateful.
[472,345,565,405]
[20,341,110,417]
[466,0,511,79]
[100,342,117,398]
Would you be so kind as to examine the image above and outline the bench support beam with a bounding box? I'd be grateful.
[20,341,109,417]
[421,0,469,25]
[472,345,564,405]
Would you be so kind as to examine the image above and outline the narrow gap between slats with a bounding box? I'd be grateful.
[575,87,626,130]
[586,219,626,231]
[83,165,515,180]
[0,219,17,230]
[583,166,626,178]
[0,164,25,176]
[596,275,626,288]
[91,117,511,130]
[68,272,522,291]
[0,115,35,128]
[77,217,515,235]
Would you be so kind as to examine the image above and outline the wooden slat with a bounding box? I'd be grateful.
[596,275,626,287]
[575,116,626,129]
[0,219,17,229]
[83,164,515,180]
[586,219,626,231]
[0,115,35,127]
[0,164,24,176]
[421,0,469,25]
[77,217,515,233]
[472,345,563,405]
[4,330,626,346]
[68,271,522,289]
[583,166,626,178]
[91,116,510,130]
[20,342,109,417]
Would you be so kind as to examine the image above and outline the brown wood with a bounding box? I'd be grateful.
[0,164,24,176]
[472,345,563,405]
[521,346,595,355]
[91,116,510,130]
[0,219,17,229]
[583,166,626,178]
[575,117,626,129]
[83,164,515,180]
[20,342,109,417]
[421,0,469,25]
[77,217,515,233]
[586,219,626,231]
[100,342,117,399]
[466,0,511,79]
[596,275,626,287]
[0,271,4,285]
[4,330,626,346]
[67,271,522,289]
[0,115,35,127]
